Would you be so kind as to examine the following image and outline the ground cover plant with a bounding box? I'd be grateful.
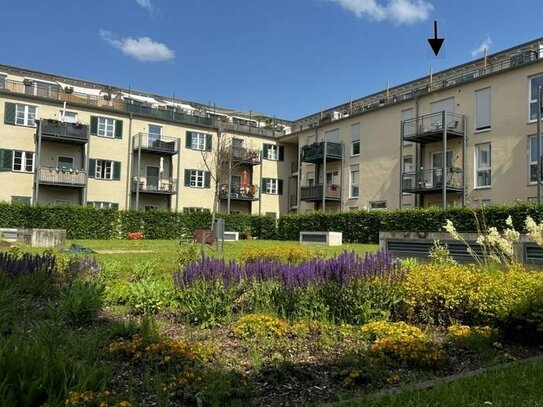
[1,235,543,406]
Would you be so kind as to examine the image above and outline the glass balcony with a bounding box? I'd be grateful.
[403,112,465,144]
[402,168,463,194]
[133,133,179,155]
[39,119,88,144]
[301,141,343,164]
[300,184,341,201]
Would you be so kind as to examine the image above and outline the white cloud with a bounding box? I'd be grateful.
[99,30,174,62]
[135,0,153,11]
[328,0,433,25]
[472,36,492,57]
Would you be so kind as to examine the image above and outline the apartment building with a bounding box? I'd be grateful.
[1,37,543,215]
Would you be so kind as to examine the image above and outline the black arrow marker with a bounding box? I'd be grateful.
[427,20,444,56]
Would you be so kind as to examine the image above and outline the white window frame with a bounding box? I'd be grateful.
[529,135,543,184]
[529,74,543,122]
[369,201,387,210]
[15,104,37,127]
[475,143,491,188]
[265,178,278,194]
[190,170,205,188]
[351,123,360,156]
[403,156,414,195]
[266,145,278,160]
[96,160,113,180]
[350,165,359,198]
[90,201,117,209]
[307,171,315,186]
[191,132,206,151]
[97,117,115,138]
[12,151,34,173]
[61,110,78,123]
[474,87,491,131]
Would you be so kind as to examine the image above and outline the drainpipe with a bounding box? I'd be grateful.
[82,125,90,206]
[33,120,42,205]
[135,132,142,210]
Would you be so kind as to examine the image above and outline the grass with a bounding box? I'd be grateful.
[334,358,543,407]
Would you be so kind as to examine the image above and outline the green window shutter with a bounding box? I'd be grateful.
[263,144,269,159]
[113,161,121,180]
[111,203,119,210]
[185,132,192,148]
[278,146,285,161]
[0,149,13,171]
[4,102,15,125]
[278,179,283,195]
[114,120,123,139]
[204,171,211,188]
[205,134,212,151]
[90,116,98,135]
[184,169,191,186]
[88,159,96,177]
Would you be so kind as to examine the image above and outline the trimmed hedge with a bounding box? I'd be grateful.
[2,203,543,242]
[0,203,277,240]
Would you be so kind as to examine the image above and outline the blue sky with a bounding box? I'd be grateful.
[0,0,541,120]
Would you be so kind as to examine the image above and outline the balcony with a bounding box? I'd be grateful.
[301,142,343,164]
[38,119,88,144]
[38,167,86,187]
[230,146,261,165]
[403,112,465,144]
[132,176,177,195]
[219,184,259,201]
[133,133,179,155]
[402,168,463,194]
[300,184,341,201]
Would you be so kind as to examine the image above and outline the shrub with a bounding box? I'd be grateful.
[59,280,105,324]
[127,279,171,315]
[231,314,289,339]
[446,324,498,351]
[238,245,321,264]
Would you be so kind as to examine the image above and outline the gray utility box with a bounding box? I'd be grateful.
[300,231,342,246]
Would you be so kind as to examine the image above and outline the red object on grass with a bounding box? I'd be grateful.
[127,232,143,240]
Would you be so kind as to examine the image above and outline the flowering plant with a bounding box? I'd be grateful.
[127,232,143,240]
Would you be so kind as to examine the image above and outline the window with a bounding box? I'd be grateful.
[475,143,491,187]
[145,205,158,211]
[11,196,31,205]
[403,156,414,173]
[15,104,37,126]
[184,169,210,188]
[369,201,387,209]
[95,160,113,179]
[307,171,315,186]
[402,108,415,141]
[529,135,543,183]
[403,156,414,193]
[57,156,74,170]
[25,79,59,98]
[61,110,78,123]
[232,138,244,147]
[89,159,121,180]
[529,75,543,121]
[263,178,283,195]
[263,144,284,161]
[13,151,34,172]
[183,207,210,213]
[351,123,360,156]
[350,165,359,198]
[87,201,119,210]
[326,171,339,185]
[326,129,340,143]
[98,117,115,137]
[91,116,123,139]
[186,132,211,151]
[473,199,491,207]
[0,74,6,89]
[475,88,491,131]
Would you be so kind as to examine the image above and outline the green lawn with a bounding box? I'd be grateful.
[64,239,378,272]
[333,359,543,407]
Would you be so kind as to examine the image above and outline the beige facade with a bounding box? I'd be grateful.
[1,37,543,214]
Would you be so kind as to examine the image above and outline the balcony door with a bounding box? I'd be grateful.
[430,151,453,187]
[147,166,160,191]
[326,171,339,186]
[148,124,162,147]
[430,97,455,128]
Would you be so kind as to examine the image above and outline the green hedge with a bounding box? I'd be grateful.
[2,203,543,242]
[0,203,277,240]
[277,204,543,244]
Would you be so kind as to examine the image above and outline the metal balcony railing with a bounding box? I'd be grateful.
[219,184,259,201]
[133,133,179,154]
[39,119,88,143]
[301,141,343,163]
[230,146,261,164]
[133,176,177,194]
[300,184,341,201]
[402,168,463,192]
[403,112,465,142]
[39,167,86,186]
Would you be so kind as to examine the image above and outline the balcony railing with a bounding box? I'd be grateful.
[301,142,343,163]
[289,46,542,134]
[403,112,465,143]
[230,146,261,164]
[402,168,463,193]
[300,184,341,201]
[219,184,259,201]
[133,176,177,194]
[38,167,86,186]
[39,119,88,143]
[133,133,179,155]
